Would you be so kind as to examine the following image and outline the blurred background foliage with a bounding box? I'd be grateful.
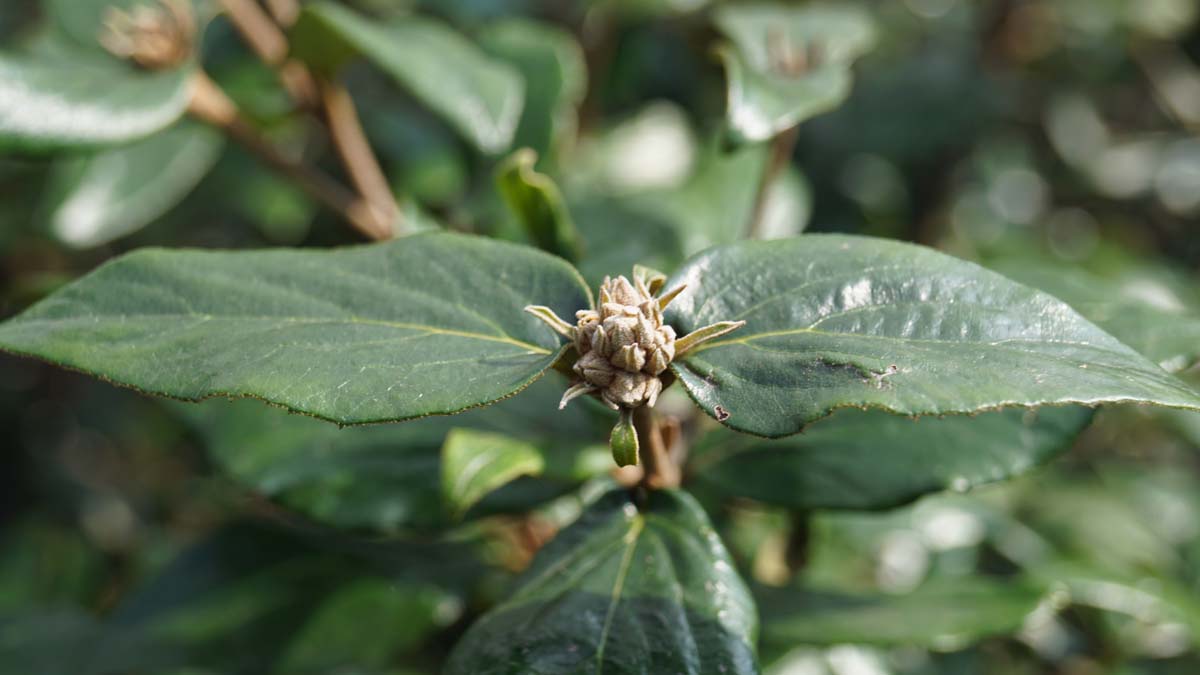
[2,0,1200,673]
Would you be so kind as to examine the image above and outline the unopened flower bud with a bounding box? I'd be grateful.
[525,268,747,411]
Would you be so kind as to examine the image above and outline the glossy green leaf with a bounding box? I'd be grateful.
[689,406,1093,511]
[42,122,222,248]
[293,2,524,153]
[479,18,587,161]
[759,580,1046,649]
[496,148,582,261]
[442,428,546,518]
[0,55,194,152]
[446,489,759,675]
[173,376,613,532]
[990,257,1200,373]
[0,232,591,425]
[665,235,1200,437]
[714,3,876,144]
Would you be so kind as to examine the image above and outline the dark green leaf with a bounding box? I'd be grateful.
[42,122,222,248]
[759,580,1045,649]
[0,232,591,425]
[442,428,546,518]
[478,18,587,161]
[0,56,194,152]
[665,235,1200,437]
[714,3,876,144]
[689,406,1093,511]
[496,148,582,261]
[990,257,1200,373]
[292,2,524,153]
[446,489,759,675]
[277,578,458,671]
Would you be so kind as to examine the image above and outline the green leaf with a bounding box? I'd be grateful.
[0,232,591,425]
[478,18,587,161]
[990,257,1200,373]
[714,3,876,144]
[689,406,1093,511]
[445,489,759,675]
[496,148,583,261]
[442,428,546,518]
[173,375,613,532]
[0,55,194,152]
[292,2,525,153]
[632,143,811,256]
[42,122,222,248]
[665,235,1200,438]
[759,580,1046,649]
[278,578,458,671]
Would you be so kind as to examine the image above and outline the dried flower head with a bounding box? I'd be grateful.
[100,0,195,70]
[526,267,746,411]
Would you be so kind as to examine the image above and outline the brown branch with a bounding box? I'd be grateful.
[633,406,681,490]
[188,71,389,241]
[318,78,401,237]
[262,0,300,27]
[217,0,315,107]
[745,124,800,239]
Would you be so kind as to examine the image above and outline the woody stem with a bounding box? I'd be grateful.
[633,406,680,490]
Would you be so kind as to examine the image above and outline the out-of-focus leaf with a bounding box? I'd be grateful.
[990,257,1200,373]
[442,428,546,518]
[665,235,1200,438]
[174,376,613,532]
[42,122,222,248]
[572,195,687,289]
[109,523,474,674]
[445,489,759,675]
[0,519,104,611]
[45,0,201,55]
[715,3,876,144]
[479,18,587,162]
[0,609,184,675]
[277,578,459,672]
[0,56,194,152]
[759,580,1046,649]
[0,232,591,426]
[632,144,811,255]
[292,2,524,153]
[496,148,582,261]
[689,406,1093,511]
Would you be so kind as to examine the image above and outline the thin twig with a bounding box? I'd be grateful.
[262,0,300,27]
[188,71,389,240]
[745,124,800,239]
[319,78,401,237]
[633,406,681,490]
[217,0,315,106]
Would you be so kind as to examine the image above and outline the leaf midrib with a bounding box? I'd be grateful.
[12,312,552,354]
[689,326,1115,355]
[595,515,645,673]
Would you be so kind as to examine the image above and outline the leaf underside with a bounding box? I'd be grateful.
[690,406,1093,511]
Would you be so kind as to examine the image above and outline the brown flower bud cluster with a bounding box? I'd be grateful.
[571,275,676,409]
[100,0,195,71]
[526,268,746,412]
